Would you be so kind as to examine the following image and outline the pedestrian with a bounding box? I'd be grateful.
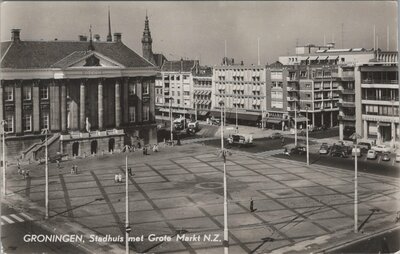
[18,162,22,175]
[22,169,26,179]
[281,137,285,147]
[128,167,132,176]
[57,160,60,169]
[250,198,257,212]
[114,174,118,183]
[143,147,146,155]
[118,173,122,183]
[25,168,30,179]
[74,165,78,174]
[71,165,75,175]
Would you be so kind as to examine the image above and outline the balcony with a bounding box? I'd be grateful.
[340,89,355,94]
[362,96,399,101]
[362,79,398,84]
[341,115,355,121]
[338,101,355,107]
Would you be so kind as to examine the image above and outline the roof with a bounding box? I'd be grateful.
[1,40,154,69]
[153,53,168,68]
[161,60,198,72]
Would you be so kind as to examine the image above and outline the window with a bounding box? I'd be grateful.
[4,114,14,133]
[177,91,180,96]
[272,82,282,88]
[23,86,32,100]
[271,71,282,80]
[271,101,283,109]
[184,91,190,96]
[41,112,49,130]
[129,84,136,96]
[271,91,283,99]
[171,91,175,96]
[176,76,180,81]
[23,114,32,132]
[143,82,149,95]
[5,86,13,101]
[177,99,180,104]
[40,85,48,99]
[142,105,149,121]
[129,106,136,123]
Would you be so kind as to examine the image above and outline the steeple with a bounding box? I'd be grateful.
[106,7,112,42]
[142,11,155,64]
[88,25,95,51]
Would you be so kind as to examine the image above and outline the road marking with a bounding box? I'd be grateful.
[9,214,25,222]
[1,215,15,224]
[19,212,34,221]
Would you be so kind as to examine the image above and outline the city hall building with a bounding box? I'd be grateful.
[0,28,158,160]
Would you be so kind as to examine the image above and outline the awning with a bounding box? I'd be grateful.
[266,118,282,124]
[159,108,170,112]
[328,56,339,60]
[210,111,260,121]
[293,116,308,122]
[198,111,209,116]
[378,122,391,127]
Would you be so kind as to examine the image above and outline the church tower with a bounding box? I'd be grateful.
[142,13,155,64]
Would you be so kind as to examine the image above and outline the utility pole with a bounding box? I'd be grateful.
[350,132,361,233]
[195,103,198,122]
[294,102,297,146]
[235,105,238,133]
[125,156,130,254]
[169,97,173,145]
[1,120,6,195]
[306,107,309,166]
[219,100,229,254]
[44,129,49,219]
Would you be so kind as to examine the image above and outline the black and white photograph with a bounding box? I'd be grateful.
[0,1,399,253]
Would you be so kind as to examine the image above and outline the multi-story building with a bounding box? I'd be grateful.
[156,60,199,118]
[280,44,375,129]
[211,60,266,126]
[355,51,399,145]
[1,27,158,160]
[192,66,213,120]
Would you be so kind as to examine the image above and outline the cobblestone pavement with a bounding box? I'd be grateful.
[6,144,400,253]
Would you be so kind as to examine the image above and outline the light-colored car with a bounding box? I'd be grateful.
[367,149,377,160]
[227,134,253,146]
[352,147,362,157]
[371,145,391,153]
[396,153,400,163]
[382,152,391,161]
[319,143,330,155]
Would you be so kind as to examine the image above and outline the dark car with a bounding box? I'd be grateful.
[382,152,391,161]
[210,118,221,126]
[330,145,348,158]
[290,146,307,155]
[358,142,372,152]
[270,132,283,139]
[49,153,67,163]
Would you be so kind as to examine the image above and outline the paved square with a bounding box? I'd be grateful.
[7,144,400,253]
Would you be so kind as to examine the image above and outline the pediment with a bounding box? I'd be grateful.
[53,51,125,69]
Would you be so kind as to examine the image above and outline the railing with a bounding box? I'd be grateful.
[362,96,399,101]
[362,79,398,84]
[341,89,355,94]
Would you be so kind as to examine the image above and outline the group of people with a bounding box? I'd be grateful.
[142,144,159,155]
[17,162,30,179]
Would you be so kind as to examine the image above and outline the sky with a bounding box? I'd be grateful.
[0,1,398,66]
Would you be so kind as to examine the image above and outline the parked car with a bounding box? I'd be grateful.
[351,147,362,157]
[49,153,67,163]
[367,149,377,160]
[396,153,400,163]
[371,145,391,153]
[330,145,348,158]
[319,143,330,155]
[187,121,199,131]
[227,134,253,146]
[290,146,307,155]
[358,142,372,152]
[382,152,391,161]
[210,118,221,126]
[270,132,283,139]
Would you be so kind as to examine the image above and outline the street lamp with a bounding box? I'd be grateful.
[350,132,361,233]
[1,120,6,195]
[42,128,49,219]
[294,101,298,147]
[219,99,229,254]
[169,97,174,145]
[305,106,309,166]
[235,104,238,133]
[125,156,130,254]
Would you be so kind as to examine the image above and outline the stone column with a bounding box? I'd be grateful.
[98,80,104,130]
[312,112,315,127]
[79,81,86,131]
[330,111,333,128]
[321,112,324,126]
[15,82,22,134]
[391,122,396,145]
[32,81,40,132]
[123,79,129,125]
[50,81,60,131]
[377,125,382,144]
[339,122,344,140]
[60,82,67,132]
[363,120,368,139]
[137,80,143,122]
[115,80,121,128]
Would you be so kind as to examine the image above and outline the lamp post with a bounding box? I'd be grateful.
[43,128,49,219]
[125,156,130,254]
[219,100,229,254]
[294,101,298,147]
[235,105,238,133]
[305,107,309,166]
[350,132,361,233]
[0,120,6,254]
[1,120,6,195]
[169,97,174,145]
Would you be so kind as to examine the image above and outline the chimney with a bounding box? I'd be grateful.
[79,35,88,41]
[94,34,100,41]
[11,29,21,42]
[113,32,122,42]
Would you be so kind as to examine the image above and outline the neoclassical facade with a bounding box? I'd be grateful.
[1,29,158,160]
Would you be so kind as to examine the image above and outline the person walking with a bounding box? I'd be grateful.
[250,198,257,212]
[281,137,285,147]
[57,160,61,169]
[25,168,30,179]
[118,173,122,183]
[74,165,78,174]
[18,161,22,175]
[128,167,133,177]
[114,174,119,183]
[71,165,75,175]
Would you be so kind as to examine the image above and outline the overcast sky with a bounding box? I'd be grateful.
[0,1,397,66]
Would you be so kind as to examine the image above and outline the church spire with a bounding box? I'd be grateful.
[142,12,155,64]
[106,7,112,42]
[88,25,95,51]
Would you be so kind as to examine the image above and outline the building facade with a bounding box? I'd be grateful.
[1,29,158,160]
[212,62,266,125]
[192,66,213,120]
